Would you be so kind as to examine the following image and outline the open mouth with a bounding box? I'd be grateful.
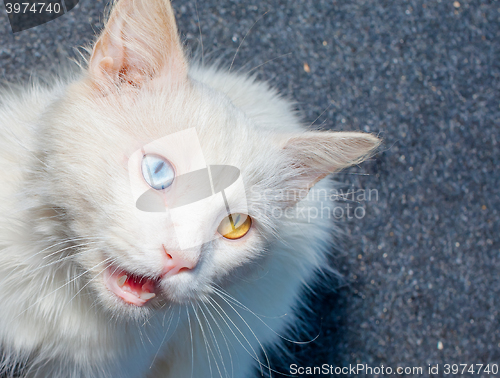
[103,265,160,306]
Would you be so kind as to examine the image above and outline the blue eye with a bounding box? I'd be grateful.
[141,154,175,190]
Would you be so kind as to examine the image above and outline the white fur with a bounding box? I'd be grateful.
[0,1,379,377]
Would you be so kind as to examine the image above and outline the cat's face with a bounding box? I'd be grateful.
[37,0,379,319]
[43,79,285,317]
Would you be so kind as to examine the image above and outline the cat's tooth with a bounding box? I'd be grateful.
[117,275,127,287]
[140,292,156,301]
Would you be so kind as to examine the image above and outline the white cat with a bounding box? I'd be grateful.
[0,0,380,377]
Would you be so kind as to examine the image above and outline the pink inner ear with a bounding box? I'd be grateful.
[88,0,188,89]
[282,132,380,195]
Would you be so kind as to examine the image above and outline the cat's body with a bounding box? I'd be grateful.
[0,1,379,377]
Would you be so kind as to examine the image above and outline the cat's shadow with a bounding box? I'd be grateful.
[261,267,348,378]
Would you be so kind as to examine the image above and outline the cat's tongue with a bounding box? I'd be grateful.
[104,266,157,306]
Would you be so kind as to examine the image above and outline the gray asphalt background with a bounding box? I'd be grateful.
[1,0,499,377]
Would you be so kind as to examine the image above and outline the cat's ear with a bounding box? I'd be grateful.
[88,0,187,89]
[282,131,380,194]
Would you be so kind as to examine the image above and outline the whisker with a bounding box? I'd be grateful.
[190,302,218,378]
[66,263,111,307]
[141,322,155,349]
[195,0,204,67]
[229,11,269,73]
[244,53,293,76]
[148,305,176,369]
[206,296,262,373]
[13,245,100,277]
[213,286,320,345]
[15,256,115,319]
[201,301,234,378]
[2,125,51,170]
[42,241,102,260]
[198,303,228,378]
[8,235,105,267]
[186,305,195,378]
[210,290,271,377]
[309,102,333,129]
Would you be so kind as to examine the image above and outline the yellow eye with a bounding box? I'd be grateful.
[218,213,252,240]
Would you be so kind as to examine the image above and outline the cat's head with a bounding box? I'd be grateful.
[37,0,380,318]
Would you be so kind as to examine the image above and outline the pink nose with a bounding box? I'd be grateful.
[161,245,196,278]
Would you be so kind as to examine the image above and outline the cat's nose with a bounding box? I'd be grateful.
[161,245,197,278]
